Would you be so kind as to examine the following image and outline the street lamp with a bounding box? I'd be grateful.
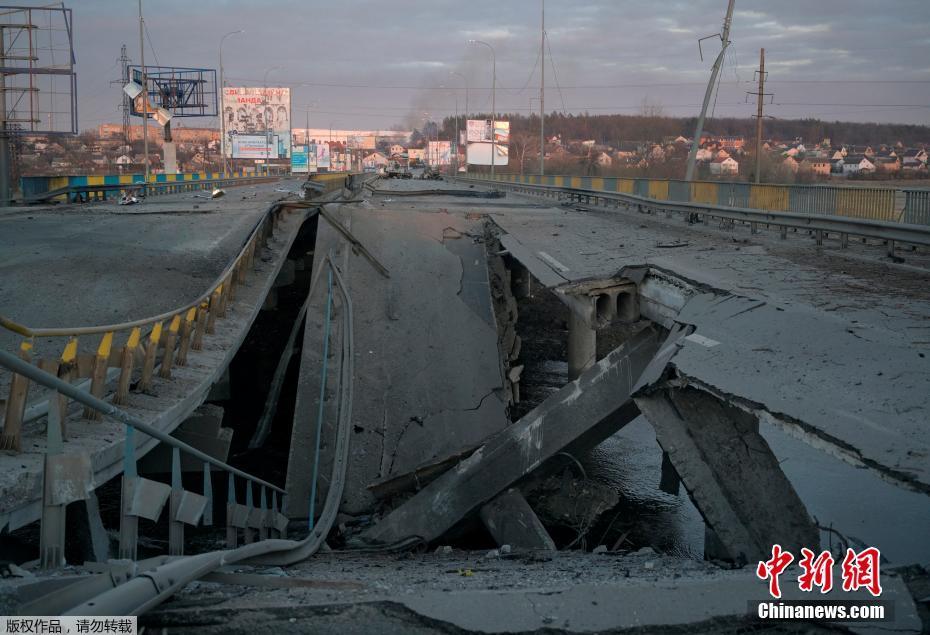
[263,65,280,175]
[219,29,244,175]
[468,39,496,179]
[450,71,468,171]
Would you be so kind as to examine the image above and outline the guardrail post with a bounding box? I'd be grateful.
[1,340,34,451]
[216,280,226,318]
[192,303,208,350]
[259,486,269,540]
[114,328,140,405]
[815,230,824,246]
[203,461,213,526]
[841,233,849,249]
[39,395,66,568]
[228,266,239,304]
[176,308,196,366]
[119,426,139,560]
[159,315,181,379]
[226,473,238,548]
[138,322,162,393]
[169,447,184,555]
[780,225,787,240]
[244,481,256,544]
[887,239,896,257]
[217,279,230,317]
[206,288,221,334]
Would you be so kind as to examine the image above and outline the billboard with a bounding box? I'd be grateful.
[291,145,309,173]
[466,142,509,166]
[316,142,331,169]
[466,119,509,143]
[222,86,291,159]
[232,134,274,160]
[427,141,452,166]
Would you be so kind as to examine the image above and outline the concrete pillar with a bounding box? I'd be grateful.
[567,310,596,381]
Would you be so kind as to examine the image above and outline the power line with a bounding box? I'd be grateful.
[545,30,567,113]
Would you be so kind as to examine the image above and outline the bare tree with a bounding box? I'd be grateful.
[510,131,537,175]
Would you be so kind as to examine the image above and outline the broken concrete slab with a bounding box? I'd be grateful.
[356,326,676,547]
[479,488,555,551]
[636,385,819,565]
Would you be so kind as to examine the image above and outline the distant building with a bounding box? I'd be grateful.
[840,155,875,175]
[709,156,739,175]
[800,157,832,176]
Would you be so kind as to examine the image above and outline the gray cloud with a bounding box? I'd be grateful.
[74,0,930,130]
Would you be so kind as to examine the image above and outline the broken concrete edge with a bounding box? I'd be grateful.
[668,371,930,498]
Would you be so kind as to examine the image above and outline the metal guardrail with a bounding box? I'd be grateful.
[0,175,357,576]
[0,174,351,453]
[458,177,930,255]
[480,173,930,225]
[19,172,276,203]
[0,250,355,581]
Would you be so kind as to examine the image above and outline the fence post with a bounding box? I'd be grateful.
[226,473,238,548]
[114,328,140,405]
[1,340,34,451]
[176,308,196,367]
[119,426,139,560]
[138,322,162,393]
[192,303,208,351]
[243,481,256,544]
[159,315,181,379]
[168,447,184,556]
[39,395,66,568]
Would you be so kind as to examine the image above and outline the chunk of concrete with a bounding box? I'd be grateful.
[356,326,674,547]
[635,385,819,565]
[479,488,555,552]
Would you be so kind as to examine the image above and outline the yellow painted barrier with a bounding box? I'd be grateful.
[691,182,717,204]
[648,180,669,200]
[570,176,581,188]
[749,184,788,211]
[591,177,604,190]
[835,189,895,221]
[617,179,634,194]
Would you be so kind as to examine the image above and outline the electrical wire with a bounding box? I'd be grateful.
[545,30,567,113]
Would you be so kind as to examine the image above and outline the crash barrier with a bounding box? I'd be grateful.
[458,176,930,257]
[19,171,277,203]
[482,173,930,225]
[0,172,351,455]
[0,178,357,567]
[0,249,354,570]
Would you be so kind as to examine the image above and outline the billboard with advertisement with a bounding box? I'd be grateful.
[427,141,452,166]
[232,134,273,160]
[222,86,291,159]
[316,142,331,169]
[466,119,509,143]
[291,145,309,173]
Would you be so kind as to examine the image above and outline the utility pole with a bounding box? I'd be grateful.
[0,28,10,205]
[138,0,150,186]
[219,30,243,176]
[684,0,735,182]
[748,48,770,184]
[539,0,545,175]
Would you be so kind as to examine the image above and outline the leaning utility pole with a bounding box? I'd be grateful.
[539,0,545,175]
[684,0,735,182]
[753,48,765,183]
[137,0,150,185]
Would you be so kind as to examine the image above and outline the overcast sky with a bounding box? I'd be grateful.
[73,0,930,132]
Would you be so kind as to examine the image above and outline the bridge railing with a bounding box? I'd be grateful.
[20,171,280,203]
[0,173,350,454]
[0,173,356,569]
[483,173,927,224]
